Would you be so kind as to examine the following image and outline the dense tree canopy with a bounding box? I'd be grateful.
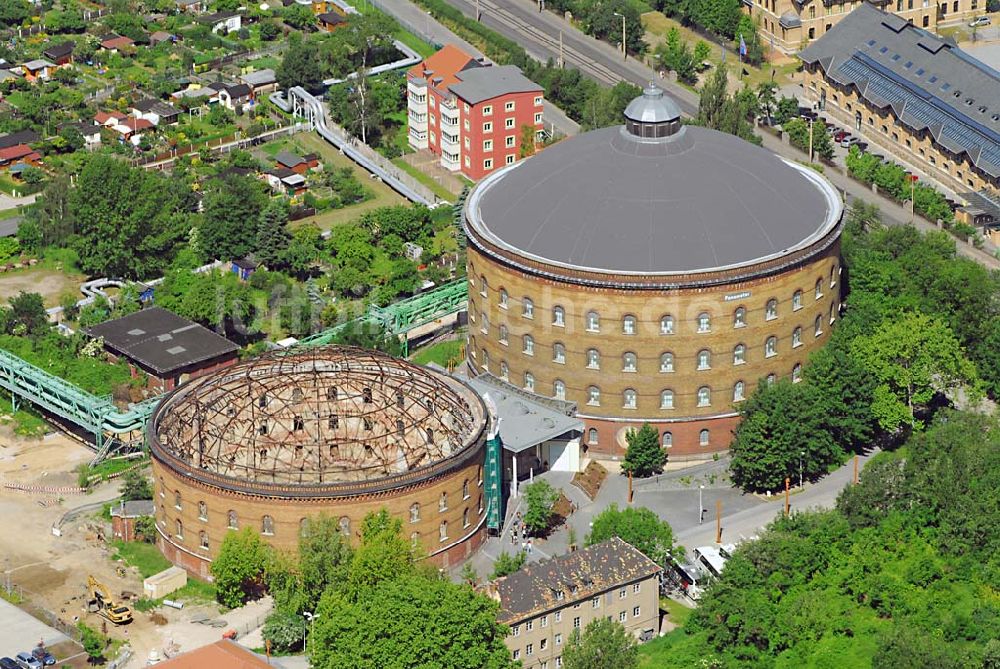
[585,504,677,565]
[200,174,269,263]
[621,423,666,477]
[564,618,639,669]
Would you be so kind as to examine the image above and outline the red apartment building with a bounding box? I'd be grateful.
[407,44,544,181]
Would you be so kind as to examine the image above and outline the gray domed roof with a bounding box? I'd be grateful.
[623,84,681,125]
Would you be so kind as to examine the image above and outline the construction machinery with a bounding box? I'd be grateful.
[86,576,133,624]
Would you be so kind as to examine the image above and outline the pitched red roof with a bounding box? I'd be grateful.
[101,36,135,50]
[0,144,35,161]
[408,44,477,90]
[155,640,272,669]
[95,111,127,124]
[119,118,154,132]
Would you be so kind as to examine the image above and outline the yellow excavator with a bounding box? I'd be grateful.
[86,576,133,624]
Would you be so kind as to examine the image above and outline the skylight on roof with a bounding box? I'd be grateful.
[929,75,937,82]
[891,54,901,61]
[904,61,912,68]
[941,83,951,91]
[916,68,925,75]
[879,46,889,53]
[867,39,877,46]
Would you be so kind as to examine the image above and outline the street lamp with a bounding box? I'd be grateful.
[698,485,705,524]
[303,612,318,653]
[613,12,626,61]
[799,451,804,489]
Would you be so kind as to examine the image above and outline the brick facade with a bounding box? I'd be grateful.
[151,446,489,576]
[465,240,842,459]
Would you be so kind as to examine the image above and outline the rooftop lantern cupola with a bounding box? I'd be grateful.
[623,84,682,139]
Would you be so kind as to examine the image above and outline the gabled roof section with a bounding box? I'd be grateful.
[407,44,478,89]
[799,3,1000,180]
[448,65,542,105]
[494,538,662,624]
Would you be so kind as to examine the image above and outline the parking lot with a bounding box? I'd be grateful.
[0,599,67,660]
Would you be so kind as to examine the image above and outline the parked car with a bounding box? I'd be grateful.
[834,130,851,142]
[842,136,862,148]
[30,650,54,667]
[1,658,21,669]
[14,653,41,669]
[969,16,991,26]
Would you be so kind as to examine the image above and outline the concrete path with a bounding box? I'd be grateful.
[0,597,69,658]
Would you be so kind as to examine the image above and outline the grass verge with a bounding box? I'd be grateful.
[391,158,458,200]
[411,338,464,367]
[110,540,172,578]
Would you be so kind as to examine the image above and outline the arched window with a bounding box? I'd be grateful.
[327,386,337,401]
[766,373,776,386]
[553,305,565,327]
[733,381,745,402]
[587,428,598,444]
[396,390,405,408]
[227,510,238,530]
[262,515,274,536]
[660,352,674,373]
[586,311,600,332]
[734,344,746,365]
[553,379,566,400]
[300,518,310,537]
[622,315,637,335]
[734,306,746,328]
[410,531,420,546]
[338,516,350,536]
[410,503,420,523]
[480,312,489,335]
[439,492,448,512]
[174,491,181,510]
[439,521,448,542]
[198,501,207,521]
[699,429,710,446]
[463,508,470,528]
[662,431,673,448]
[814,315,823,337]
[792,327,802,347]
[792,290,803,310]
[622,352,637,373]
[660,389,674,409]
[697,312,711,333]
[498,324,508,345]
[363,387,372,403]
[697,349,711,370]
[522,297,534,319]
[766,299,778,320]
[478,495,484,513]
[587,386,601,406]
[482,349,489,371]
[175,519,183,539]
[500,360,509,381]
[522,334,534,355]
[792,363,803,382]
[479,274,487,298]
[830,303,837,324]
[199,531,209,550]
[587,349,600,369]
[524,372,535,392]
[765,336,777,357]
[697,387,711,407]
[499,288,509,309]
[815,278,823,299]
[553,342,566,364]
[830,265,837,287]
[660,315,674,334]
[623,389,637,409]
[291,387,304,403]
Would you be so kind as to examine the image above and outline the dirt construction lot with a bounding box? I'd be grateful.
[0,266,85,309]
[0,431,269,667]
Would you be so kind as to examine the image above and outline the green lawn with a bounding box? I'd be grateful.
[411,338,464,367]
[661,597,694,627]
[0,206,23,221]
[394,29,436,58]
[111,540,172,578]
[391,157,458,200]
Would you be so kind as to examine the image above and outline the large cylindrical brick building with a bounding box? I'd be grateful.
[463,86,844,459]
[148,346,489,579]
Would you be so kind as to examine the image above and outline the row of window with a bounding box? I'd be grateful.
[510,608,642,663]
[510,583,642,637]
[164,502,483,547]
[472,270,838,333]
[493,316,829,368]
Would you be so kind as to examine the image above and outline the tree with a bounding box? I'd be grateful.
[288,514,353,613]
[58,125,85,152]
[119,469,152,501]
[201,174,269,262]
[773,95,799,125]
[331,320,403,356]
[586,504,676,565]
[729,380,842,493]
[28,174,74,248]
[0,0,30,27]
[311,573,515,669]
[210,527,272,608]
[756,81,777,125]
[259,19,279,41]
[698,64,729,131]
[519,124,536,158]
[135,515,156,542]
[6,291,48,337]
[563,618,638,669]
[277,34,323,91]
[850,312,981,432]
[621,423,666,478]
[784,117,834,161]
[262,610,306,653]
[77,622,105,665]
[491,551,526,579]
[522,479,560,536]
[255,198,291,268]
[346,509,416,596]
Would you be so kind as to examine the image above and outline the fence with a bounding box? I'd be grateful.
[137,123,305,170]
[0,8,109,41]
[199,44,283,71]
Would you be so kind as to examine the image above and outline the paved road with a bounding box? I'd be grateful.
[0,216,21,238]
[424,0,1000,269]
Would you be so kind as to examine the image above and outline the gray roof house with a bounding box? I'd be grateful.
[449,65,542,105]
